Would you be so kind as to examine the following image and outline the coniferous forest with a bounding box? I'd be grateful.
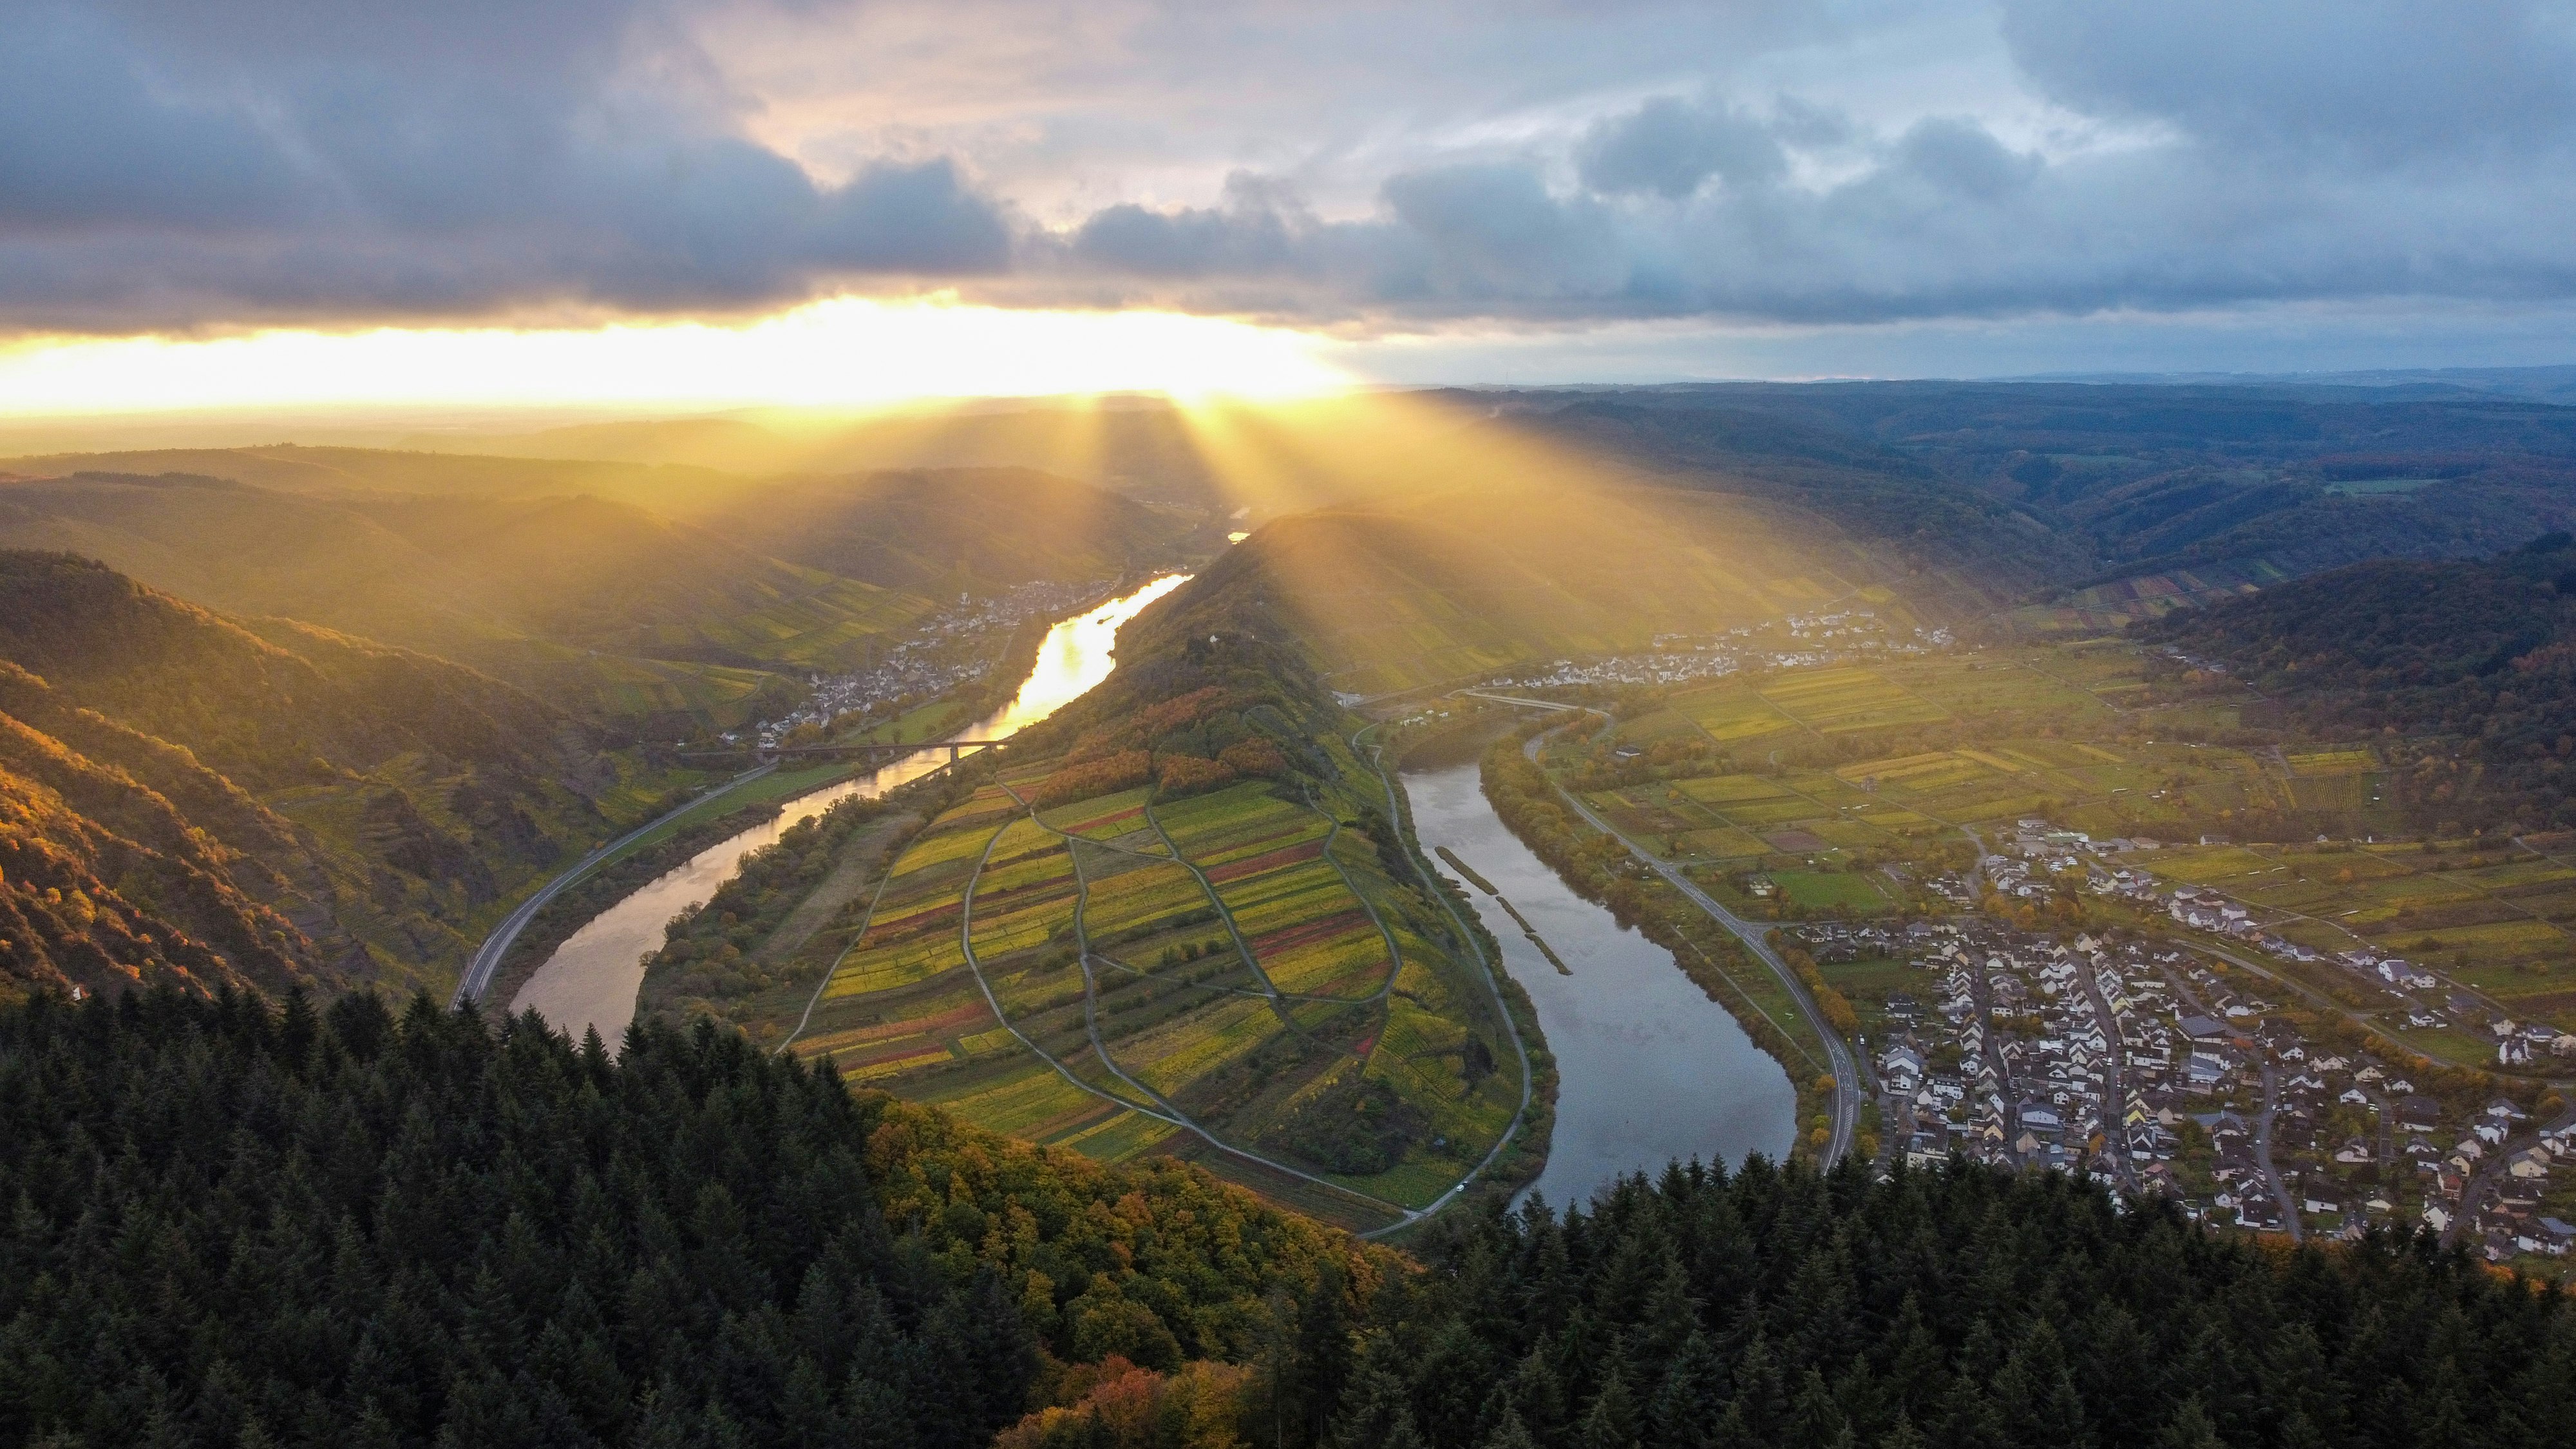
[1352,1164,2573,1449]
[0,992,1039,1449]
[3,990,2570,1449]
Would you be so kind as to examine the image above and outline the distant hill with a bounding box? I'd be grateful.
[1128,481,1927,697]
[0,551,618,1001]
[0,442,757,514]
[395,402,1231,509]
[1509,381,2576,620]
[2143,532,2576,833]
[0,469,934,732]
[696,466,1207,592]
[0,457,1205,731]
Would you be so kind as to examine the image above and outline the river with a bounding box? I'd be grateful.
[1403,760,1795,1208]
[510,574,1191,1044]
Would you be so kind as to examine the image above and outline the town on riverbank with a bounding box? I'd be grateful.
[1378,622,2576,1278]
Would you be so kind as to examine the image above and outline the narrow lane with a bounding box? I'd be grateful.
[2255,1063,2303,1243]
[2076,963,2139,1191]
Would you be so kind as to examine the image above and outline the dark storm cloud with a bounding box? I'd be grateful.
[0,0,1010,330]
[9,0,2576,334]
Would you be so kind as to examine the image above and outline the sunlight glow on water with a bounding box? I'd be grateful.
[510,573,1189,1045]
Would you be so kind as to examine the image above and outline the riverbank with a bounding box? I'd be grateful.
[1408,748,1794,1206]
[495,575,1190,1047]
[1376,726,1558,1223]
[1477,720,1830,1165]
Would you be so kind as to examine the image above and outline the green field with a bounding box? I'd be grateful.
[1768,870,1891,911]
[787,744,1519,1221]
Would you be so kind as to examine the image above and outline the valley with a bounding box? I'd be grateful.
[3,379,2575,1449]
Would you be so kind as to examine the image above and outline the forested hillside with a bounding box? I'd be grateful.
[1349,1159,2571,1449]
[0,989,1377,1449]
[2145,533,2576,832]
[3,989,2562,1449]
[0,552,619,1001]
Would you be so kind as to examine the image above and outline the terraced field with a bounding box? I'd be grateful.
[784,755,1522,1229]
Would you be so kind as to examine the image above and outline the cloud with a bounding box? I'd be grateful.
[0,0,1014,330]
[1575,97,1785,199]
[1998,0,2576,167]
[6,0,2576,340]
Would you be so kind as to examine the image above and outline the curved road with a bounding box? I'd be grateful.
[1461,691,1859,1169]
[451,764,777,1010]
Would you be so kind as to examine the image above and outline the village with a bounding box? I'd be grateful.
[1787,837,2576,1269]
[1486,610,1953,690]
[734,579,1109,749]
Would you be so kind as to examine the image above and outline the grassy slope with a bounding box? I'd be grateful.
[1227,483,1905,697]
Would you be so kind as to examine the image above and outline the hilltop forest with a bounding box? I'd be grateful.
[1,988,2565,1449]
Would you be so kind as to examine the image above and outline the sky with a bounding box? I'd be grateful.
[6,0,2576,408]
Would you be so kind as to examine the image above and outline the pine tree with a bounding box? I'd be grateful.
[1577,1364,1640,1449]
[1327,1360,1426,1449]
[1482,1406,1540,1449]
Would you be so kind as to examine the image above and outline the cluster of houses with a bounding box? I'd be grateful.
[1996,818,2576,1068]
[732,579,1106,750]
[1788,916,2576,1268]
[1489,612,1951,690]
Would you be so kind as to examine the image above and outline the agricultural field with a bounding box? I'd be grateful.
[2107,836,2576,1034]
[783,735,1522,1228]
[1756,667,1951,734]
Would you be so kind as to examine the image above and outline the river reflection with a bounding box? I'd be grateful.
[511,574,1190,1045]
[1401,760,1795,1209]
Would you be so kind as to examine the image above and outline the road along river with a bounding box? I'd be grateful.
[509,574,1190,1045]
[1402,760,1795,1208]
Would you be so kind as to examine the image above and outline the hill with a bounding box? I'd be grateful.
[0,552,622,1001]
[0,457,1211,732]
[640,535,1584,1226]
[2143,532,2576,833]
[1502,382,2576,625]
[1156,480,1933,697]
[0,442,758,515]
[0,470,934,732]
[696,467,1208,594]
